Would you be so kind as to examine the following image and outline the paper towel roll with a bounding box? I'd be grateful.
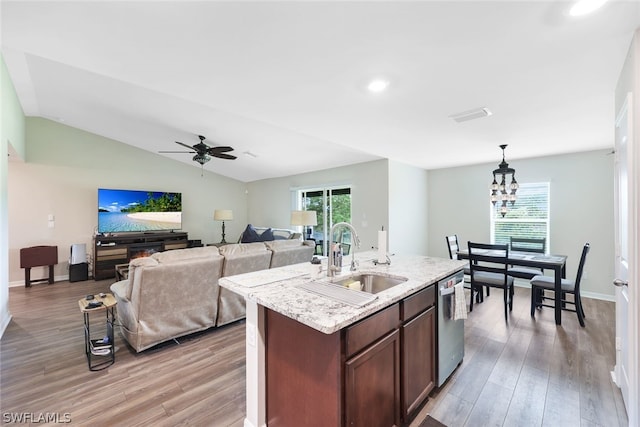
[378,230,387,263]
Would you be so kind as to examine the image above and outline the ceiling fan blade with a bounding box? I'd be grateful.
[207,146,235,155]
[212,152,237,160]
[159,150,196,153]
[175,141,196,150]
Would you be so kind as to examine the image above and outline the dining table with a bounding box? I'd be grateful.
[456,249,568,325]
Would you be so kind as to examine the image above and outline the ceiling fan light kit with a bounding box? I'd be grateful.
[193,154,211,165]
[159,134,237,174]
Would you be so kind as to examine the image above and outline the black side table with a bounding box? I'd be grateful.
[78,294,117,371]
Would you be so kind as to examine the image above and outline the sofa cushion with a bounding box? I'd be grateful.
[264,239,307,250]
[126,257,159,300]
[216,242,273,327]
[110,279,130,302]
[219,242,269,256]
[264,240,315,268]
[151,246,219,263]
[218,242,273,276]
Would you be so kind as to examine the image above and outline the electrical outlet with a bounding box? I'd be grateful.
[616,337,622,351]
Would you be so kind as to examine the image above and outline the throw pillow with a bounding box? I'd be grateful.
[241,224,261,243]
[259,228,275,241]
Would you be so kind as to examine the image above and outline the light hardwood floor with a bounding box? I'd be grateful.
[1,279,628,426]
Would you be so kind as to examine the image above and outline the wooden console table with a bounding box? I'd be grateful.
[93,232,188,280]
[20,245,58,288]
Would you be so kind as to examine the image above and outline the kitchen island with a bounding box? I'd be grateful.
[219,252,466,427]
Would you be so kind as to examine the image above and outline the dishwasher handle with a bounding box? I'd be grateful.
[439,277,465,296]
[440,286,455,296]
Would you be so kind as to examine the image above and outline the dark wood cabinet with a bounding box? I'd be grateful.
[93,232,188,280]
[265,284,436,427]
[401,285,436,422]
[265,309,342,427]
[345,329,401,427]
[401,306,435,418]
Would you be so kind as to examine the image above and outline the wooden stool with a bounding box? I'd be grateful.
[19,246,58,287]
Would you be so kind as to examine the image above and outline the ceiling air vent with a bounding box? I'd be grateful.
[449,107,492,123]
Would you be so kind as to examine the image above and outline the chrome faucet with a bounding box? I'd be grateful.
[327,222,361,277]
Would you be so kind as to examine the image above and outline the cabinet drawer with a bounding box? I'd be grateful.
[346,303,399,358]
[96,247,127,258]
[164,241,188,250]
[402,285,435,321]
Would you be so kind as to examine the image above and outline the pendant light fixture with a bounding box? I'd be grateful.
[490,144,518,217]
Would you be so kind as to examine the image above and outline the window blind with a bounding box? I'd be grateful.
[491,182,550,249]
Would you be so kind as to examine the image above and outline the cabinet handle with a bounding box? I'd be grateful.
[613,279,628,287]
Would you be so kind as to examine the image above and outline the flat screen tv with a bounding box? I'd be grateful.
[97,188,182,233]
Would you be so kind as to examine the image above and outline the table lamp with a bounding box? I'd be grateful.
[290,210,317,240]
[214,209,233,243]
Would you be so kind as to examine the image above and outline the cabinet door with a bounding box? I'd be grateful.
[401,306,435,419]
[345,329,400,427]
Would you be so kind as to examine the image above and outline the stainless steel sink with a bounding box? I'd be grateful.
[332,274,408,294]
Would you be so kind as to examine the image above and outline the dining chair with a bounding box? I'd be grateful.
[510,237,546,253]
[530,243,590,327]
[507,237,547,280]
[467,242,514,322]
[445,235,471,277]
[445,235,485,301]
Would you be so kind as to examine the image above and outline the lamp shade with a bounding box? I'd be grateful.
[290,210,317,226]
[213,209,234,221]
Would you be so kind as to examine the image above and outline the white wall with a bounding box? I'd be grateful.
[1,55,26,336]
[427,149,616,299]
[7,118,248,284]
[247,160,390,253]
[388,160,429,255]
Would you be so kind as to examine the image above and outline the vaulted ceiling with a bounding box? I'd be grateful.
[2,1,639,182]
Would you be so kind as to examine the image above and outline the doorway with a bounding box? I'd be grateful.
[295,186,351,256]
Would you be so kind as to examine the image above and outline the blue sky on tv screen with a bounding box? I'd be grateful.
[98,189,176,212]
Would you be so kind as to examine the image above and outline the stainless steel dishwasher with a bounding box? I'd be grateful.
[437,269,465,386]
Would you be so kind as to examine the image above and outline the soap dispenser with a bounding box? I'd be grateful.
[332,244,343,273]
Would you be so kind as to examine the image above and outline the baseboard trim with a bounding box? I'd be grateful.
[512,280,614,302]
[9,274,70,288]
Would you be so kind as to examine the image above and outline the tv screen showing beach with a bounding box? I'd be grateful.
[98,189,182,233]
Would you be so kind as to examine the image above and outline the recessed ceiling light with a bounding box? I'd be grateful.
[367,79,389,93]
[569,0,608,16]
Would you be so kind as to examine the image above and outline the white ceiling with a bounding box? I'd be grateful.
[2,1,639,182]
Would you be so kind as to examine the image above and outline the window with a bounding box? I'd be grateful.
[491,182,550,251]
[294,186,352,255]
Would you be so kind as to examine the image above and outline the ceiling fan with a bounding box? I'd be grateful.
[159,135,237,167]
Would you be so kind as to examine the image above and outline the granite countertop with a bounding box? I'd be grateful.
[218,251,466,334]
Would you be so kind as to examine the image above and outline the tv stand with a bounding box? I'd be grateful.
[93,232,188,280]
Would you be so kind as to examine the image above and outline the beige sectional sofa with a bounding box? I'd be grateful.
[216,242,272,327]
[110,240,314,352]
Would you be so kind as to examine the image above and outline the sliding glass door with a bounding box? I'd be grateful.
[296,186,351,256]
